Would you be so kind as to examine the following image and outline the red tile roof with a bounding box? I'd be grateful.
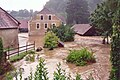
[38,7,53,14]
[37,7,66,23]
[19,20,28,28]
[0,7,20,29]
[72,24,92,35]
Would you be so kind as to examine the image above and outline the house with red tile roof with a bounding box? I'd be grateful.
[29,7,65,36]
[0,7,20,48]
[72,24,96,36]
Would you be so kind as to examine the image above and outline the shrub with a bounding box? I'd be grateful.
[34,58,49,80]
[53,63,67,80]
[49,24,75,42]
[67,48,96,66]
[25,54,35,62]
[44,31,59,50]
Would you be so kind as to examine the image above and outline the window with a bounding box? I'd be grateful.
[41,15,43,20]
[44,24,48,29]
[52,23,56,27]
[53,24,55,26]
[49,15,52,20]
[36,23,40,29]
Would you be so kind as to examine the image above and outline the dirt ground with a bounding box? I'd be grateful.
[13,34,111,80]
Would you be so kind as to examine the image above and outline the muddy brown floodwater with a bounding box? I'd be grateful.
[16,33,111,80]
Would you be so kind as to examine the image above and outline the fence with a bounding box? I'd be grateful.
[4,41,35,61]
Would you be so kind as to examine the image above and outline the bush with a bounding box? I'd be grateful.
[49,24,75,42]
[67,48,96,66]
[25,54,35,62]
[44,31,59,50]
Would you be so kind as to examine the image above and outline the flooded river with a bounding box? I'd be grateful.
[16,33,110,80]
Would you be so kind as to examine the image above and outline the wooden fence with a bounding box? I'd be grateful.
[4,41,35,61]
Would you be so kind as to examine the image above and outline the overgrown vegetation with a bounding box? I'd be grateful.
[109,0,120,79]
[49,25,75,42]
[91,0,120,79]
[44,31,59,50]
[10,50,35,62]
[34,58,49,80]
[67,48,96,66]
[90,0,114,44]
[25,54,35,62]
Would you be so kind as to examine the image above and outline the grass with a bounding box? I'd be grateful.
[67,48,96,66]
[9,50,36,62]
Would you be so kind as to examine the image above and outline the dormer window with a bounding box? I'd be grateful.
[49,15,52,20]
[41,15,43,20]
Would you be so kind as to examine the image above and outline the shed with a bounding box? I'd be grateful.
[72,24,96,36]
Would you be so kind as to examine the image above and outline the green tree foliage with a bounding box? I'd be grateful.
[44,31,59,50]
[53,63,67,80]
[109,0,120,79]
[0,38,4,75]
[34,58,49,80]
[87,0,103,12]
[66,0,90,24]
[0,37,3,63]
[90,0,114,44]
[49,25,75,42]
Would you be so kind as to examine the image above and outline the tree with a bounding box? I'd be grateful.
[90,1,113,44]
[66,0,90,25]
[109,0,120,79]
[0,37,4,75]
[44,31,59,50]
[0,38,3,62]
[87,0,103,12]
[49,25,75,42]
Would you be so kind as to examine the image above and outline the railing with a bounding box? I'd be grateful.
[4,41,35,60]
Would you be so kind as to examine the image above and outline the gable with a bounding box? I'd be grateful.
[72,24,93,35]
[0,7,20,29]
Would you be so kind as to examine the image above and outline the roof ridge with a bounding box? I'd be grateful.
[0,7,20,25]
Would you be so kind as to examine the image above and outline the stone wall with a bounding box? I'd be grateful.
[0,28,18,48]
